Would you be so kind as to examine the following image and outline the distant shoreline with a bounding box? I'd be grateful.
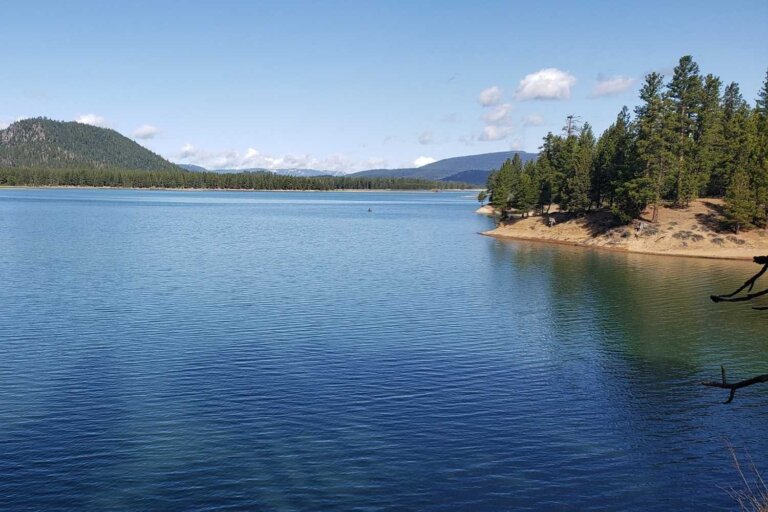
[0,185,480,193]
[478,200,768,262]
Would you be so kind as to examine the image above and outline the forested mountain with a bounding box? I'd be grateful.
[419,151,538,173]
[178,164,207,172]
[484,57,768,233]
[351,151,538,184]
[0,118,179,171]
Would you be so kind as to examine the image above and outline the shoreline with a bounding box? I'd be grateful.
[480,230,758,261]
[480,199,768,262]
[0,185,475,193]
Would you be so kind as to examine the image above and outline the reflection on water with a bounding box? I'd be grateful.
[0,188,765,511]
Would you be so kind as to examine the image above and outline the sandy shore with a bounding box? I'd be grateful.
[475,204,498,216]
[482,199,768,261]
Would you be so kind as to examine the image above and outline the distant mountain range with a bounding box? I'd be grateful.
[348,151,538,185]
[0,118,179,171]
[182,166,346,178]
[0,118,537,185]
[184,151,539,185]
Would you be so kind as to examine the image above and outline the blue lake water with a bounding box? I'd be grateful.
[0,188,766,511]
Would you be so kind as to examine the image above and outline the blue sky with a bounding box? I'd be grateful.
[1,0,766,171]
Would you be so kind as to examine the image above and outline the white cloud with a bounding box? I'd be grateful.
[418,130,434,145]
[479,125,513,142]
[478,102,513,142]
[479,85,503,106]
[482,103,513,124]
[589,75,635,98]
[75,113,109,127]
[515,68,576,100]
[413,156,436,167]
[132,124,160,139]
[180,143,196,158]
[522,114,545,126]
[176,144,376,173]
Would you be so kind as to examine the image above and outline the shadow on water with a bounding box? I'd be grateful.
[488,238,768,508]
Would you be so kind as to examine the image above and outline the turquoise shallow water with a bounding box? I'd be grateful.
[0,188,766,511]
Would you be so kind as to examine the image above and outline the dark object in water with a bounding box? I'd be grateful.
[368,208,372,212]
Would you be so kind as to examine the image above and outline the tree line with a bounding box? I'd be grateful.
[0,167,470,191]
[485,56,768,233]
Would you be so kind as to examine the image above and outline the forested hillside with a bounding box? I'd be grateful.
[485,56,768,233]
[352,151,537,184]
[0,118,179,171]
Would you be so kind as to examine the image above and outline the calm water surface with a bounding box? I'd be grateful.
[0,188,766,511]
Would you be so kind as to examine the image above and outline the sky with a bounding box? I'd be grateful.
[1,0,766,172]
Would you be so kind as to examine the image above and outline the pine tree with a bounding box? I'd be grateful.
[635,72,675,222]
[725,169,755,233]
[560,123,594,214]
[752,70,768,226]
[592,106,632,209]
[488,159,514,211]
[696,74,726,196]
[667,55,703,206]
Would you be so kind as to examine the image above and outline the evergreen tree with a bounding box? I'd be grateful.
[696,74,726,196]
[667,55,703,206]
[592,107,632,208]
[634,72,675,222]
[725,169,755,233]
[752,70,768,226]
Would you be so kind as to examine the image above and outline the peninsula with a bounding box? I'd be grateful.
[477,56,768,261]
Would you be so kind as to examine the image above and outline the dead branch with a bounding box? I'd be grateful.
[702,366,768,403]
[704,255,768,403]
[711,255,768,309]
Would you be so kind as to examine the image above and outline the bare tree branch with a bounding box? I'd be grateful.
[711,255,768,309]
[704,255,768,403]
[702,366,768,403]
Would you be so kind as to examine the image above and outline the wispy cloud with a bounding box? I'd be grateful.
[75,113,109,128]
[479,125,513,142]
[132,124,160,139]
[418,130,434,145]
[522,114,545,126]
[180,143,196,159]
[589,75,635,98]
[479,101,514,142]
[479,86,503,106]
[515,68,576,100]
[482,103,513,124]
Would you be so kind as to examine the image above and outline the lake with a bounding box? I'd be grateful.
[0,188,766,511]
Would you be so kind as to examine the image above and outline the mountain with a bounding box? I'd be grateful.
[175,165,346,178]
[0,118,179,171]
[350,151,538,185]
[179,164,207,172]
[441,169,497,184]
[232,168,342,178]
[420,151,538,173]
